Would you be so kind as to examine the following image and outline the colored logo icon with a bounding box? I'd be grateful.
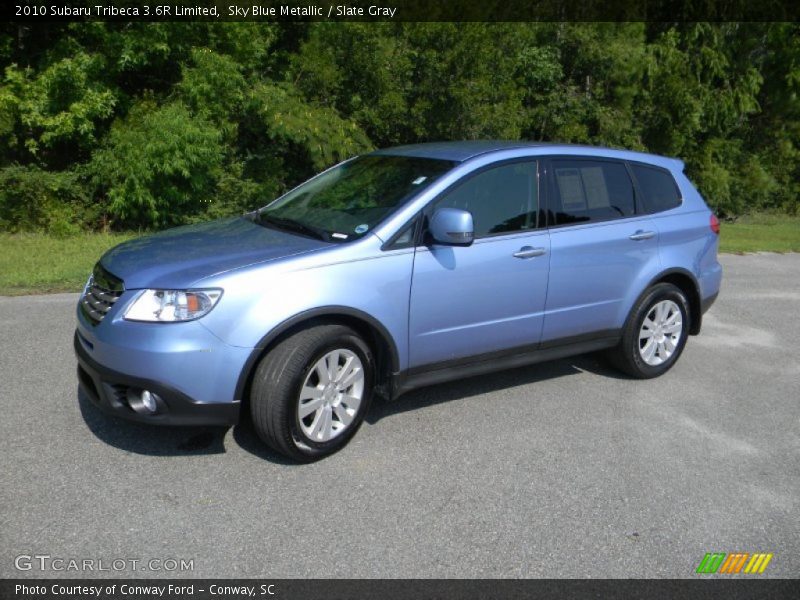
[696,552,773,574]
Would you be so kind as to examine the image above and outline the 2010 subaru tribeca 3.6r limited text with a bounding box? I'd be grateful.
[75,141,722,461]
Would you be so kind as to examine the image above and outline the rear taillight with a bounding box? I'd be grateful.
[710,214,720,235]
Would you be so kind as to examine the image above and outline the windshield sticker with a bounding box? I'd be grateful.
[332,232,349,239]
[412,176,427,185]
[354,224,369,234]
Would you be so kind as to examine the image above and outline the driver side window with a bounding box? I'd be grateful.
[433,160,539,238]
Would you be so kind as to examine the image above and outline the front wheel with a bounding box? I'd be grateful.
[250,322,374,462]
[608,283,690,379]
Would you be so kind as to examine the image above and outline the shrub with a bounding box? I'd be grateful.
[90,101,224,229]
[0,165,88,236]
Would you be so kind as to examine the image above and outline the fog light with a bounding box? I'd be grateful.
[141,390,157,413]
[126,388,161,415]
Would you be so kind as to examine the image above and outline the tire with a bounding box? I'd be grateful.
[608,283,690,379]
[250,322,374,462]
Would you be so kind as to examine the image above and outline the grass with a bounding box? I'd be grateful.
[0,232,138,296]
[0,213,798,295]
[718,213,800,254]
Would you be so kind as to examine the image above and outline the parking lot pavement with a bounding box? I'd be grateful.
[1,253,798,579]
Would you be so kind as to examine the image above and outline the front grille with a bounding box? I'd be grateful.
[81,263,124,325]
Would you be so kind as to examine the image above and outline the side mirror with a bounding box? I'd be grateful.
[429,208,474,246]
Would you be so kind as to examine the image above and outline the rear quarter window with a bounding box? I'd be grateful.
[631,163,682,214]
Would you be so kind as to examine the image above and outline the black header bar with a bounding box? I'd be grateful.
[6,0,800,22]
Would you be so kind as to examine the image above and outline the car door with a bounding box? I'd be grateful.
[408,159,551,369]
[541,157,660,343]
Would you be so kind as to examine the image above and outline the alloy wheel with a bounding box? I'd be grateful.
[297,349,365,442]
[638,299,683,366]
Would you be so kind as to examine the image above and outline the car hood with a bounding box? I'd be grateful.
[100,216,329,289]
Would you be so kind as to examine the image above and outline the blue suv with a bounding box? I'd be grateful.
[75,141,722,461]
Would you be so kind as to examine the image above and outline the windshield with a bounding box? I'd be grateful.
[257,154,456,241]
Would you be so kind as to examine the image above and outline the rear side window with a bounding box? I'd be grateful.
[550,159,635,225]
[434,160,539,237]
[631,164,682,213]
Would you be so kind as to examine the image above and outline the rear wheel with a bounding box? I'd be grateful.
[608,283,690,378]
[250,323,374,462]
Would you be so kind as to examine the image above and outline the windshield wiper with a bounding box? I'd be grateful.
[257,212,330,242]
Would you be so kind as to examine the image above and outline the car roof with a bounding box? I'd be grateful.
[371,140,682,170]
[371,141,543,162]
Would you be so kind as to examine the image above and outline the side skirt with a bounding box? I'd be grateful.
[391,331,621,399]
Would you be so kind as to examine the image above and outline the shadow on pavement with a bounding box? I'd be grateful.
[231,419,305,466]
[78,351,629,460]
[366,352,629,424]
[77,386,229,456]
[78,386,299,464]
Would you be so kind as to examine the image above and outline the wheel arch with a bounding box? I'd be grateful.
[647,268,703,335]
[234,306,401,406]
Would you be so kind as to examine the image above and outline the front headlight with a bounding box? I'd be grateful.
[123,289,223,322]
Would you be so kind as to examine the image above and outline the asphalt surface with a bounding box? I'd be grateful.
[1,254,798,579]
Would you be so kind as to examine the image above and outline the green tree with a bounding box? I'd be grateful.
[90,101,224,228]
[1,21,798,230]
[1,53,116,166]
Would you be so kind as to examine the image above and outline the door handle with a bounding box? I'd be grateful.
[629,230,656,241]
[513,246,547,259]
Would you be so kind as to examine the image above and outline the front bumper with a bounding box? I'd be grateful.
[75,332,240,426]
[701,291,719,314]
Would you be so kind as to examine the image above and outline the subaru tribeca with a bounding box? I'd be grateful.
[75,141,722,461]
